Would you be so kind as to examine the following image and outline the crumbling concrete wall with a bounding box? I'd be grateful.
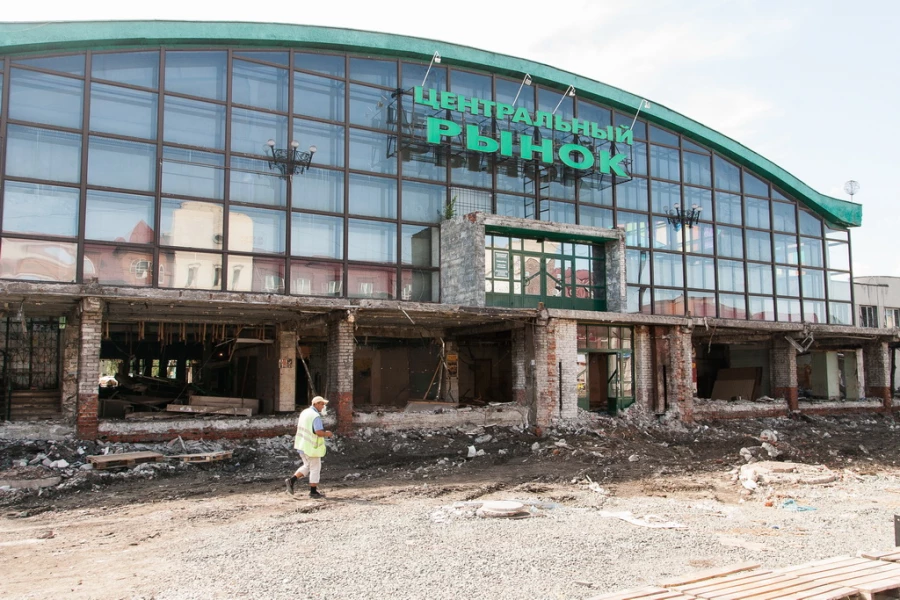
[605,234,627,313]
[61,311,80,421]
[275,328,297,412]
[633,325,654,413]
[440,215,486,307]
[864,341,892,411]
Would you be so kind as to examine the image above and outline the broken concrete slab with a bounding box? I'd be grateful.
[0,476,62,490]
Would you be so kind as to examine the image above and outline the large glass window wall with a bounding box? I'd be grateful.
[0,48,853,317]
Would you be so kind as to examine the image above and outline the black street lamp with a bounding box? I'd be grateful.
[265,139,317,178]
[665,204,702,230]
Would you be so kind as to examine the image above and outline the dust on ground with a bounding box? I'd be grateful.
[0,412,898,599]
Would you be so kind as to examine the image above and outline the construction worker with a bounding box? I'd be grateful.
[285,396,333,499]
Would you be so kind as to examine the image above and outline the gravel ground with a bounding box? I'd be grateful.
[1,414,898,600]
[132,474,899,600]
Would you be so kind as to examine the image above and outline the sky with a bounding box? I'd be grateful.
[2,0,898,277]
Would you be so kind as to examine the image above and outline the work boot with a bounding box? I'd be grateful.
[309,489,325,499]
[285,477,295,496]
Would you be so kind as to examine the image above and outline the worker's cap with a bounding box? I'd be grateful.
[311,396,329,405]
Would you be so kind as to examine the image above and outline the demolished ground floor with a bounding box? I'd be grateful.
[0,413,898,599]
[0,284,898,441]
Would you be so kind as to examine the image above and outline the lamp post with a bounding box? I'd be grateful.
[265,139,317,178]
[664,204,702,231]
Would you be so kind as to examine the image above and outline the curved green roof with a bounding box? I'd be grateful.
[0,20,861,227]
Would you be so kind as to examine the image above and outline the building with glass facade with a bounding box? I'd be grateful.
[0,21,893,441]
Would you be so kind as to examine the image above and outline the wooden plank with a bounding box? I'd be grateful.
[678,572,778,595]
[697,575,797,600]
[852,573,900,598]
[860,549,900,561]
[587,586,695,600]
[88,451,164,469]
[166,404,253,417]
[168,451,233,463]
[659,562,760,588]
[776,557,863,575]
[190,396,259,414]
[799,564,900,589]
[750,581,857,600]
[792,560,900,582]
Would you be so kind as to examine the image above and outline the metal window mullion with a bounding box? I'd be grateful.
[76,53,91,284]
[342,53,350,298]
[153,49,165,288]
[222,48,233,292]
[285,48,295,295]
[0,61,11,238]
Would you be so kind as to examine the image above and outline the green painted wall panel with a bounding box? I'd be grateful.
[0,20,861,226]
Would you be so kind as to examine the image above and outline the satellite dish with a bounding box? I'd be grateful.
[843,180,860,200]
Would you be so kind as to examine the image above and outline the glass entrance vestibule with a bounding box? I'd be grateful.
[576,324,634,414]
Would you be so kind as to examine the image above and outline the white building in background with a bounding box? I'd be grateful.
[854,276,900,391]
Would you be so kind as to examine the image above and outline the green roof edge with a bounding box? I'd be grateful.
[0,20,862,227]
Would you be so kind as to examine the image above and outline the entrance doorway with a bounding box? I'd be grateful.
[576,324,635,415]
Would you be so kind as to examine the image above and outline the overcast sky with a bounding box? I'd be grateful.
[2,0,898,277]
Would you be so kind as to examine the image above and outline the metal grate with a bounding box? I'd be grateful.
[4,318,60,391]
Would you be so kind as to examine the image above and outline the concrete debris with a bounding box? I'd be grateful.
[597,510,686,529]
[738,461,837,491]
[531,442,541,452]
[467,446,477,458]
[0,476,62,490]
[344,472,361,480]
[759,429,778,443]
[628,454,640,462]
[474,434,492,444]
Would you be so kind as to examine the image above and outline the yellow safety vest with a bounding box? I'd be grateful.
[294,407,326,457]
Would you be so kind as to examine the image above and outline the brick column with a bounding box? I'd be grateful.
[666,326,694,422]
[604,233,627,312]
[76,298,103,440]
[533,315,559,428]
[511,327,527,406]
[770,337,799,411]
[633,325,654,412]
[864,340,892,411]
[326,312,355,433]
[276,326,298,413]
[554,319,578,420]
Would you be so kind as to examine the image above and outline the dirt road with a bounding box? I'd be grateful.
[1,414,898,599]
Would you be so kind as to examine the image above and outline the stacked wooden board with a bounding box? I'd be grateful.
[165,395,259,417]
[589,551,900,600]
[88,451,165,470]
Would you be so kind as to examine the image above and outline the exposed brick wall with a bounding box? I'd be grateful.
[770,338,799,411]
[76,298,103,440]
[327,314,355,433]
[633,325,653,413]
[666,326,694,422]
[439,214,486,307]
[555,319,578,420]
[864,341,892,411]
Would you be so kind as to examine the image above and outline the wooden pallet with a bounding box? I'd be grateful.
[778,556,900,600]
[87,451,165,470]
[167,451,233,463]
[587,585,697,600]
